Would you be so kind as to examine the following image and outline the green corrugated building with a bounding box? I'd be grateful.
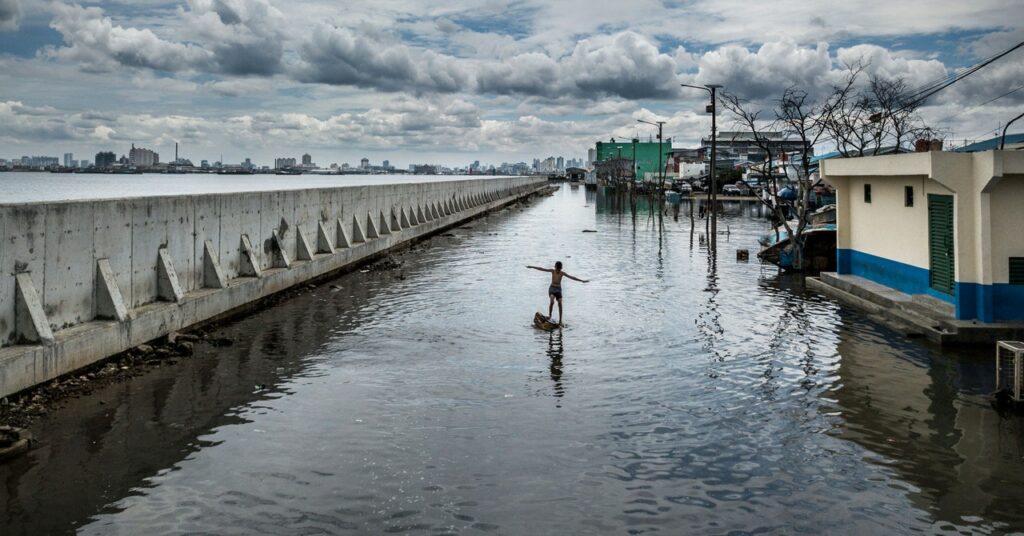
[595,138,672,180]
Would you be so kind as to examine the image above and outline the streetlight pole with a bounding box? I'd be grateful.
[681,83,722,250]
[637,119,666,198]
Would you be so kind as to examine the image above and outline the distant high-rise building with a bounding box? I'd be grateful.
[128,144,158,167]
[360,157,369,169]
[383,159,390,170]
[243,158,253,170]
[274,157,297,169]
[63,153,73,167]
[556,156,564,171]
[95,151,116,169]
[302,153,312,167]
[201,160,210,169]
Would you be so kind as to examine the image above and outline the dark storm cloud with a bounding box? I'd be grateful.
[188,0,287,75]
[212,39,282,75]
[0,0,21,31]
[48,3,213,72]
[296,24,471,93]
[212,0,242,25]
[47,0,285,76]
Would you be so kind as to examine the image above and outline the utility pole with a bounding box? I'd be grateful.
[709,85,719,249]
[631,139,637,181]
[681,83,722,251]
[637,120,666,197]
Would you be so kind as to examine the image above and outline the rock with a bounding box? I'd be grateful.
[137,344,153,354]
[175,341,194,356]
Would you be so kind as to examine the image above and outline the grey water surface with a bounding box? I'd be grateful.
[1,186,1021,535]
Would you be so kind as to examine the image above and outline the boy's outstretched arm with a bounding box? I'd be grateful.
[526,265,552,272]
[564,272,589,283]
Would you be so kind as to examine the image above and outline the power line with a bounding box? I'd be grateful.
[933,83,1024,126]
[898,40,1024,111]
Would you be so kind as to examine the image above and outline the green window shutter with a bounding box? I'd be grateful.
[1010,258,1024,285]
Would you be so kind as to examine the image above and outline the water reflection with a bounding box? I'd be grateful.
[546,331,565,403]
[829,317,1024,529]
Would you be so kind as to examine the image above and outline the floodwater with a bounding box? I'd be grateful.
[2,186,1022,535]
[0,172,517,203]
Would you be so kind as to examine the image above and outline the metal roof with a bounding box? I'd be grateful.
[954,133,1024,152]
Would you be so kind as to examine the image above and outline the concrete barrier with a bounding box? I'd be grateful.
[0,176,546,397]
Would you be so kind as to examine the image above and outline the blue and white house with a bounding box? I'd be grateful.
[821,149,1024,322]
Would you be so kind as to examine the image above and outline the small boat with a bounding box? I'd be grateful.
[810,204,836,225]
[758,223,837,271]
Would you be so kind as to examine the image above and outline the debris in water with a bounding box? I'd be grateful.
[369,255,403,272]
[582,229,597,233]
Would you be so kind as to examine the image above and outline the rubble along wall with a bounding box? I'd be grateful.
[0,176,546,397]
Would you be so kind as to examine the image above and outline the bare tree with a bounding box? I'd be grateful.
[718,92,787,241]
[720,65,860,270]
[867,75,932,151]
[823,65,933,157]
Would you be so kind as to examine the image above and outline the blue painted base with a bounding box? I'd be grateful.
[837,249,1024,322]
[958,282,1024,322]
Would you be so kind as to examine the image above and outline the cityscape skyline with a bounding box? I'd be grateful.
[1,145,590,175]
[0,1,1022,165]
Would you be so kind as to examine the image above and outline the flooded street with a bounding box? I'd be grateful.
[2,185,1022,535]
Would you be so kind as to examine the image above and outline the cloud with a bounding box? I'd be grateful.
[47,1,285,75]
[0,100,77,141]
[182,0,287,75]
[944,50,1024,106]
[835,44,948,90]
[693,40,834,101]
[11,1,1024,165]
[47,3,213,73]
[0,0,21,31]
[476,32,681,100]
[296,24,471,93]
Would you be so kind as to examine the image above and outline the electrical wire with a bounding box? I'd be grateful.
[933,83,1024,126]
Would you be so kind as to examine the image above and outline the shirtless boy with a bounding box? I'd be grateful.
[526,261,589,324]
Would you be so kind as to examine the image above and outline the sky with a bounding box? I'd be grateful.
[0,0,1022,168]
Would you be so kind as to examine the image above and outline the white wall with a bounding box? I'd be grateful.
[0,177,544,346]
[987,175,1024,284]
[843,175,947,270]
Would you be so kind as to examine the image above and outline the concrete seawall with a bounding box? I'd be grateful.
[0,176,547,398]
